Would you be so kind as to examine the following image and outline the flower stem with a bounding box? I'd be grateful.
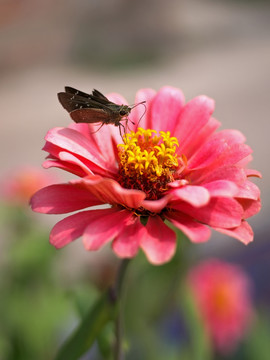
[113,258,131,360]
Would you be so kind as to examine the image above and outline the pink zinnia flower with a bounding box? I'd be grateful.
[1,166,57,205]
[188,259,254,354]
[30,87,261,265]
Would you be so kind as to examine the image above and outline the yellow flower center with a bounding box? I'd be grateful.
[118,128,182,200]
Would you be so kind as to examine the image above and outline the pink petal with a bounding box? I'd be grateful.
[75,123,119,171]
[175,95,215,153]
[211,129,246,145]
[236,181,260,200]
[141,195,171,213]
[69,122,121,157]
[43,159,86,177]
[194,166,246,185]
[238,198,261,219]
[203,180,239,197]
[30,184,101,214]
[149,86,185,133]
[129,88,156,130]
[165,211,211,243]
[188,137,229,170]
[220,143,252,167]
[43,142,101,176]
[188,137,252,172]
[214,221,254,245]
[71,176,146,209]
[45,127,99,160]
[180,117,221,158]
[237,154,253,167]
[83,209,132,250]
[140,216,177,265]
[112,217,145,258]
[45,127,114,174]
[170,185,210,207]
[68,122,92,139]
[49,209,104,248]
[171,198,243,228]
[58,151,94,175]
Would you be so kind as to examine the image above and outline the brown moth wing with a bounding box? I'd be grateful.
[64,86,92,99]
[91,89,111,104]
[58,91,112,112]
[70,108,117,124]
[57,92,83,113]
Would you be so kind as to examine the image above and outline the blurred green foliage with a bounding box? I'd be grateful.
[0,204,73,360]
[1,202,270,360]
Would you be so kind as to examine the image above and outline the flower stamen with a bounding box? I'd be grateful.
[118,128,182,200]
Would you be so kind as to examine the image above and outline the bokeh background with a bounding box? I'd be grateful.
[0,0,270,359]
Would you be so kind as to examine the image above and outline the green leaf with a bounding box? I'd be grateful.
[97,322,114,360]
[54,291,118,360]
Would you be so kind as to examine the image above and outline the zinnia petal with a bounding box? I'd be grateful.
[236,180,260,200]
[30,184,101,214]
[83,209,132,250]
[170,185,210,207]
[203,180,239,198]
[188,137,229,170]
[174,95,215,154]
[140,216,176,265]
[43,158,88,178]
[165,212,211,243]
[195,165,246,185]
[181,116,221,158]
[171,197,243,228]
[149,86,185,133]
[71,176,146,209]
[188,139,252,172]
[49,209,104,248]
[129,88,156,130]
[214,220,254,244]
[112,216,145,258]
[142,195,172,213]
[69,122,119,171]
[238,198,261,219]
[45,127,116,175]
[211,129,246,145]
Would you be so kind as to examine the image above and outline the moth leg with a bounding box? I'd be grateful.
[119,123,126,141]
[89,122,104,134]
[126,117,133,132]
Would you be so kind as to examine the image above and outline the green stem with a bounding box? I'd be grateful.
[113,259,131,360]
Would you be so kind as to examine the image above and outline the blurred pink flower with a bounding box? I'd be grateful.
[1,166,57,205]
[188,259,254,354]
[30,87,261,264]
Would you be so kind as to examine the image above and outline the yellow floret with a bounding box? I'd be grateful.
[118,128,179,182]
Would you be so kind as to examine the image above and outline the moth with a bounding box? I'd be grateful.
[57,86,145,136]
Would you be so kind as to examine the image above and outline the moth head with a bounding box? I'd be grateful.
[119,105,131,117]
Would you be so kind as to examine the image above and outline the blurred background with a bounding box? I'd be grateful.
[0,0,270,359]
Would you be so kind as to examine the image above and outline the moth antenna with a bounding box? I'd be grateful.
[127,101,147,131]
[135,102,147,130]
[130,100,146,109]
